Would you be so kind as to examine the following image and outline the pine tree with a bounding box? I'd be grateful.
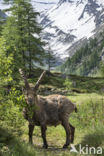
[45,47,56,73]
[2,0,45,77]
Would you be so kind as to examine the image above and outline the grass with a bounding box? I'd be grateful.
[68,93,104,104]
[0,122,104,156]
[0,126,38,156]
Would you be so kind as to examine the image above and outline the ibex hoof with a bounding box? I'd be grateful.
[63,144,68,149]
[43,144,48,149]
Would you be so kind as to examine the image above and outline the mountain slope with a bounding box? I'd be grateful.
[40,0,104,60]
[31,0,58,12]
[0,0,58,12]
[58,26,104,76]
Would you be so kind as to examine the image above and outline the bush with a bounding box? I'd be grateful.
[0,87,25,129]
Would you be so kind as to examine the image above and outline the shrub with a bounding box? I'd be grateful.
[64,78,73,91]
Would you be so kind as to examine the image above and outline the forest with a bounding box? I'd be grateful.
[59,37,104,76]
[0,0,104,156]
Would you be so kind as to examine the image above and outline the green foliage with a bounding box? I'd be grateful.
[3,101,25,129]
[0,94,24,129]
[0,37,25,129]
[0,126,37,156]
[0,38,24,128]
[0,87,25,129]
[0,38,13,84]
[64,78,73,91]
[9,88,25,107]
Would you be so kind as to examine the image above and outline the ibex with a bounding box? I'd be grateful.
[19,69,77,149]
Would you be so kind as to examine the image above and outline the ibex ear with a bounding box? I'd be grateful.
[19,68,30,90]
[34,71,46,91]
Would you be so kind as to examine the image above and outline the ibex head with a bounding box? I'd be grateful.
[19,69,46,106]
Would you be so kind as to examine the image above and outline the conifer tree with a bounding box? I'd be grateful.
[2,0,45,76]
[46,47,56,73]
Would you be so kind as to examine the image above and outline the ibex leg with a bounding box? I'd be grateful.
[62,120,71,148]
[28,123,34,144]
[41,125,48,149]
[69,123,75,143]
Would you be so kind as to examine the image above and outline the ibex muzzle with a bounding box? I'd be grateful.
[19,69,77,149]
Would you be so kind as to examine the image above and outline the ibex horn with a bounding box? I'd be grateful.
[34,71,46,91]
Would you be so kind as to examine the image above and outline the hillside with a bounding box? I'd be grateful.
[58,29,104,76]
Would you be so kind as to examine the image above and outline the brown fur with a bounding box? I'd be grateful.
[19,69,77,148]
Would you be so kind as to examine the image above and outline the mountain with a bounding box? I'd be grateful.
[58,23,104,76]
[1,0,104,68]
[40,0,104,61]
[31,0,58,12]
